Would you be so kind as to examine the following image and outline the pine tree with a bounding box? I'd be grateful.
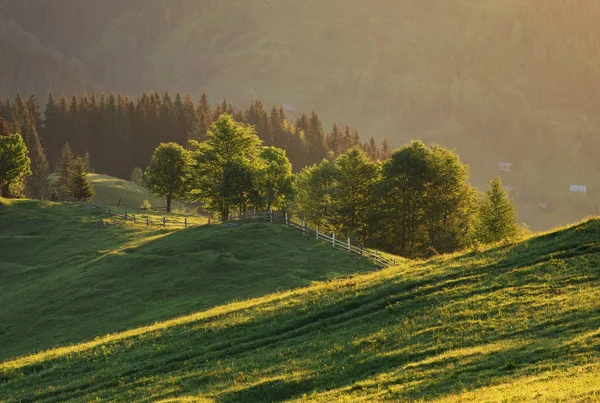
[68,157,94,201]
[475,176,518,244]
[11,93,49,198]
[269,106,288,149]
[244,100,269,143]
[191,90,212,142]
[306,111,327,164]
[327,123,345,156]
[56,142,75,196]
[380,137,391,160]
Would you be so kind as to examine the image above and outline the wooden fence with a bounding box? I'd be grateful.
[74,199,395,267]
[267,212,396,268]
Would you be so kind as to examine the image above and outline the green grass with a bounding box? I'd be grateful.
[1,200,599,402]
[87,174,166,209]
[0,199,375,363]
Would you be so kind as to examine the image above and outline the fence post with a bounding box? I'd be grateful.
[254,206,256,217]
[146,216,149,226]
[184,218,187,228]
[332,232,335,247]
[270,210,273,223]
[302,220,306,235]
[316,226,319,239]
[393,258,396,265]
[375,250,378,260]
[347,237,351,252]
[285,213,288,226]
[360,243,364,256]
[133,214,136,224]
[163,217,166,227]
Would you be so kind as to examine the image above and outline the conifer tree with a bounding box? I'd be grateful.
[11,93,49,198]
[56,142,75,196]
[306,111,327,164]
[380,137,391,160]
[244,100,269,143]
[191,90,213,142]
[475,176,518,244]
[327,123,345,156]
[68,157,94,201]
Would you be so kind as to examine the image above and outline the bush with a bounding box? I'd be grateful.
[140,200,152,210]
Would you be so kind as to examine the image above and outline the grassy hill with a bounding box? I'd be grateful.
[0,199,375,362]
[87,174,165,209]
[1,200,599,401]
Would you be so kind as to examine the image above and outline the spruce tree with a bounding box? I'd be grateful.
[192,90,213,142]
[476,176,518,244]
[244,100,270,143]
[11,94,49,199]
[68,157,94,202]
[327,123,345,156]
[56,143,75,197]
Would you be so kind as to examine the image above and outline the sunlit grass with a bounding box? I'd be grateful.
[1,200,599,402]
[0,199,375,363]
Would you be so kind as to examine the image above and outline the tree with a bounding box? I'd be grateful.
[293,159,337,228]
[56,143,75,197]
[0,131,31,198]
[68,157,94,201]
[10,93,49,198]
[330,148,380,242]
[130,166,145,186]
[146,142,191,213]
[374,141,477,257]
[190,114,262,220]
[475,176,518,244]
[257,146,294,210]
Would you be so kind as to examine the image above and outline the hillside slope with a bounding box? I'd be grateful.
[1,210,599,401]
[0,199,375,362]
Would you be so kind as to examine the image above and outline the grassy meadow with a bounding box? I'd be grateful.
[1,198,599,401]
[0,199,375,362]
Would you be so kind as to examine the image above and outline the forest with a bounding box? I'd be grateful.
[1,0,599,230]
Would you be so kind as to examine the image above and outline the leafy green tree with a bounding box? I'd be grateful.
[145,142,191,213]
[424,145,477,254]
[190,114,262,220]
[330,148,380,242]
[68,157,94,201]
[257,146,294,210]
[0,131,31,198]
[374,141,477,257]
[293,159,337,228]
[475,176,518,244]
[55,143,75,197]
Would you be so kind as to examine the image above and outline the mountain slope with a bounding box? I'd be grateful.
[0,199,375,362]
[1,212,599,401]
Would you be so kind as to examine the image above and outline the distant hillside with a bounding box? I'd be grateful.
[1,202,599,401]
[0,199,375,361]
[1,0,600,229]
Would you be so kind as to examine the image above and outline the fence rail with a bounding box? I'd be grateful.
[268,212,396,268]
[73,199,395,267]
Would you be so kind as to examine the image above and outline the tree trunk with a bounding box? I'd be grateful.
[1,184,9,198]
[166,193,172,213]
